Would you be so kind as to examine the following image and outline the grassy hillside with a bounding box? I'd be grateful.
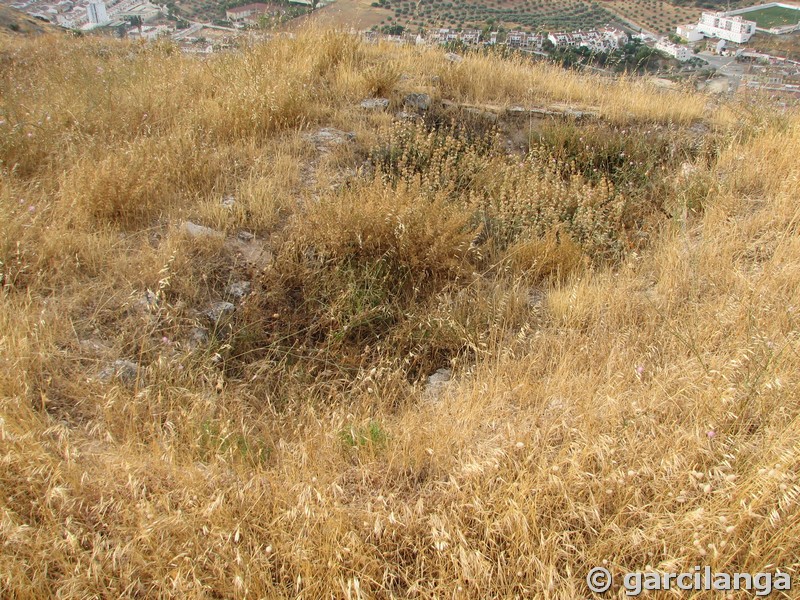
[0,5,62,35]
[2,29,800,598]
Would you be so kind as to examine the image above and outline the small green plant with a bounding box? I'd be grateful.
[339,420,388,449]
[198,420,271,465]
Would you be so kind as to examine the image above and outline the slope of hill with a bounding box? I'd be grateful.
[0,5,61,35]
[2,29,800,598]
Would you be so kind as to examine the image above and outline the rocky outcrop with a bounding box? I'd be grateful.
[403,93,431,111]
[424,367,453,400]
[97,359,141,385]
[181,221,224,240]
[306,127,356,151]
[360,98,390,110]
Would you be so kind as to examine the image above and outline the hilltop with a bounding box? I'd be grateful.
[1,29,800,598]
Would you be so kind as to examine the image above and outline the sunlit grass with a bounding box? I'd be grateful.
[1,27,799,598]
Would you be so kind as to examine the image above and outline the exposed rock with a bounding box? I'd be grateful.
[360,98,390,110]
[689,122,709,136]
[403,93,431,111]
[562,108,593,119]
[79,338,111,357]
[504,104,599,120]
[180,221,224,240]
[424,367,452,400]
[651,77,677,90]
[188,327,209,349]
[679,162,699,179]
[204,301,235,322]
[463,107,498,121]
[223,236,271,268]
[306,127,356,151]
[97,359,141,385]
[225,281,251,301]
[132,289,159,314]
[444,52,463,63]
[300,162,318,189]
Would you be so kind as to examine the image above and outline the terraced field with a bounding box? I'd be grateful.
[601,0,753,34]
[170,0,224,23]
[312,0,620,32]
[163,0,757,34]
[602,0,700,33]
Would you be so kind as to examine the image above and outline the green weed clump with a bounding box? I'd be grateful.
[230,119,699,394]
[371,120,664,258]
[233,177,479,391]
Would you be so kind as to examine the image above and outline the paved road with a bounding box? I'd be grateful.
[171,22,203,40]
[698,52,740,74]
[695,51,746,92]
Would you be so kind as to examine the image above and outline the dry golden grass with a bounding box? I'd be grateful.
[1,27,799,599]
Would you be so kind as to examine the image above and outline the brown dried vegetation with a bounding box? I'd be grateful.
[1,29,799,599]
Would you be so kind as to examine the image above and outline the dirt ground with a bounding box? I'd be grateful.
[304,0,393,30]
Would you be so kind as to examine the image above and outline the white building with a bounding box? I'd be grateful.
[695,12,756,44]
[86,0,108,25]
[676,24,704,42]
[601,27,628,48]
[460,29,481,44]
[134,24,172,39]
[547,32,576,48]
[56,12,78,26]
[506,31,528,47]
[547,28,627,52]
[428,28,453,44]
[528,34,546,50]
[225,3,280,22]
[655,38,692,62]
